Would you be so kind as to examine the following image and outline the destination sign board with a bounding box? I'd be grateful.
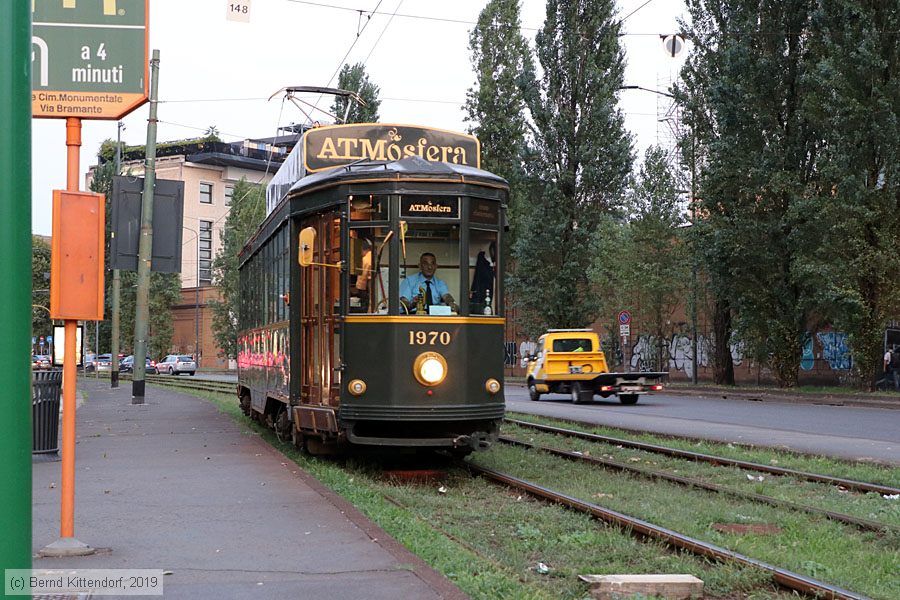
[304,124,480,173]
[400,197,459,219]
[32,0,149,119]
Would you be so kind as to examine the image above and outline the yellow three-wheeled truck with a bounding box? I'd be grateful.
[524,329,667,405]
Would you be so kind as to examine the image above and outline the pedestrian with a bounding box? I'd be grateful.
[891,346,900,391]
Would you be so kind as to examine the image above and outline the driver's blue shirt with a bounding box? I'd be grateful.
[400,272,449,305]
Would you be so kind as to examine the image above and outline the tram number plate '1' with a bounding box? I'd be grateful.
[409,331,451,346]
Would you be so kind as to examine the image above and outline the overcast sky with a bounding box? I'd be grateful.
[30,0,688,235]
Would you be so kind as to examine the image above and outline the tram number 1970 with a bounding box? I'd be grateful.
[409,331,451,346]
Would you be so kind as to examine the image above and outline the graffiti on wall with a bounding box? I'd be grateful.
[817,331,852,370]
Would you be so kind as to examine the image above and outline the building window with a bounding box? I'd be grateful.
[200,182,213,204]
[224,185,234,206]
[199,220,213,285]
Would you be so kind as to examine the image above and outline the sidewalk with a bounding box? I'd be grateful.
[32,379,467,600]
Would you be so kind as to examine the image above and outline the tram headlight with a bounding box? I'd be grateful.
[485,378,501,395]
[413,352,448,386]
[348,379,367,396]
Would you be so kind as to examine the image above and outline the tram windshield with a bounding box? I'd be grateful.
[346,195,500,317]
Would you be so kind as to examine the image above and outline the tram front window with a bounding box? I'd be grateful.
[400,223,460,315]
[349,226,391,314]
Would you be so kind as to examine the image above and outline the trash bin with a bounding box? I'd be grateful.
[33,369,63,454]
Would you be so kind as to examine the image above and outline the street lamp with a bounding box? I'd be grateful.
[183,226,201,367]
[620,85,700,384]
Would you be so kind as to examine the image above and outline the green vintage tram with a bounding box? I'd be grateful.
[236,123,507,454]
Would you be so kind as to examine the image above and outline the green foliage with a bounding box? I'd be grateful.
[800,0,900,387]
[331,63,381,123]
[464,0,532,226]
[589,147,689,370]
[31,236,52,341]
[680,0,822,387]
[509,0,632,336]
[210,179,266,358]
[680,0,900,388]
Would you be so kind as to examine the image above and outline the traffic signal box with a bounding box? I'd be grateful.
[50,190,105,321]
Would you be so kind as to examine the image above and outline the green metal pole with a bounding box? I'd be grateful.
[111,122,123,388]
[0,0,33,580]
[132,49,159,403]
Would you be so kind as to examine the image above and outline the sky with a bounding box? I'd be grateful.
[30,0,688,235]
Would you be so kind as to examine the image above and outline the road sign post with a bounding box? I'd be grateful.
[34,0,149,558]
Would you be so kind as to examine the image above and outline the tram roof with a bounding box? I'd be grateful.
[286,155,509,198]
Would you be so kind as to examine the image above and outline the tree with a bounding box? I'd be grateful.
[510,0,632,336]
[331,63,381,123]
[31,236,52,344]
[464,0,532,224]
[800,0,900,389]
[210,179,266,359]
[589,147,689,371]
[679,0,822,387]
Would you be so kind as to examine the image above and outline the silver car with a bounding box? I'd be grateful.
[158,354,196,376]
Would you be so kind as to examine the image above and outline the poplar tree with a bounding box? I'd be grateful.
[331,63,381,123]
[210,179,266,359]
[510,0,632,336]
[680,0,821,387]
[464,0,532,212]
[803,0,900,388]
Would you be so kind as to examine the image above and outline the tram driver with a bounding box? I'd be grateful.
[400,252,458,314]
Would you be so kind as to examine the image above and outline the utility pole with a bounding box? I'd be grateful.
[0,0,33,574]
[132,49,160,404]
[111,121,123,388]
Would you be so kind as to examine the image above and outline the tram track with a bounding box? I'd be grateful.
[498,435,897,534]
[467,463,870,600]
[505,417,900,496]
[147,377,892,598]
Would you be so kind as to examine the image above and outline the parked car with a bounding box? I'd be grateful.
[157,354,196,376]
[32,355,51,370]
[119,355,158,375]
[92,353,113,373]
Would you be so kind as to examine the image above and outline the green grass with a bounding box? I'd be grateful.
[500,422,900,529]
[507,412,900,487]
[471,444,899,599]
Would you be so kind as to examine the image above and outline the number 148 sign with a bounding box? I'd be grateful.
[226,0,251,22]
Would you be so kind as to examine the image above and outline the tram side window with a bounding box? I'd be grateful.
[349,226,392,314]
[468,230,497,316]
[400,223,460,315]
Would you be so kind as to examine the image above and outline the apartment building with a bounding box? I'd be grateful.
[88,133,297,369]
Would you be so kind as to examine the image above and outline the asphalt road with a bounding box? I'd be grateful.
[198,373,900,464]
[505,386,900,465]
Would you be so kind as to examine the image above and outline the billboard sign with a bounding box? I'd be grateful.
[32,0,149,119]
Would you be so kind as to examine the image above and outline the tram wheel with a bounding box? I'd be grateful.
[619,394,639,405]
[571,382,593,404]
[239,392,251,416]
[528,381,541,402]
[274,409,292,443]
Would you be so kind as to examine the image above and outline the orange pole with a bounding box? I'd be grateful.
[61,117,81,538]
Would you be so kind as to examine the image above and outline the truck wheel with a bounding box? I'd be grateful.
[528,381,541,402]
[619,394,639,405]
[571,382,593,404]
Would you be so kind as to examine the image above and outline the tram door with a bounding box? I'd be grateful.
[298,212,341,406]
